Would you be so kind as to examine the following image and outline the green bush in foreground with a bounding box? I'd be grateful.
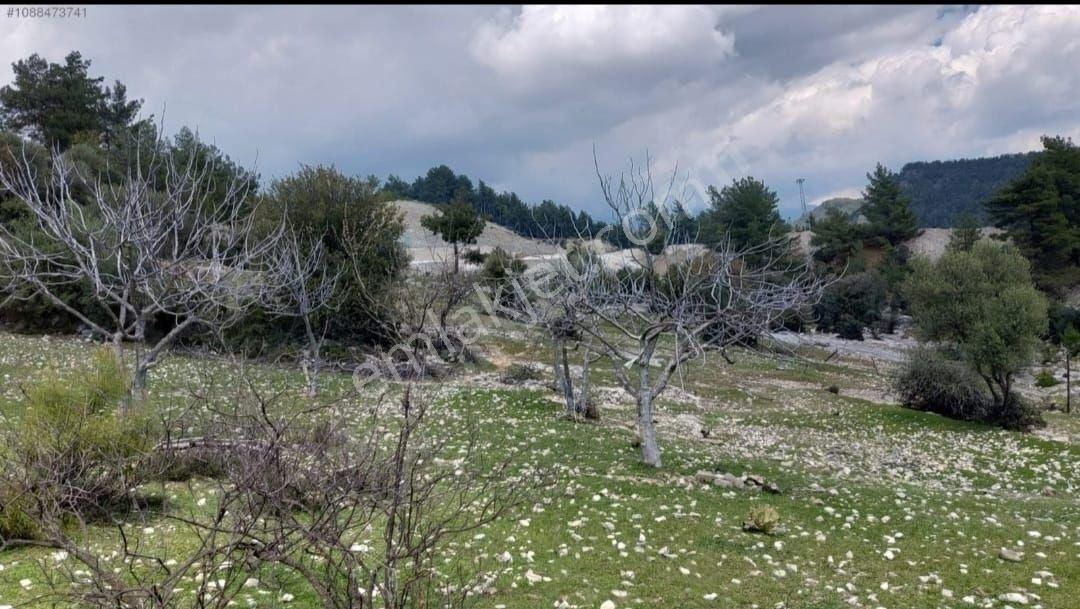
[894,346,1044,430]
[1,349,155,540]
[903,242,1047,430]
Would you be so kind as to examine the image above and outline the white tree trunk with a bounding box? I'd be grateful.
[637,365,661,467]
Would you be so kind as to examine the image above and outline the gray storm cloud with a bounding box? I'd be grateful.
[2,5,1078,218]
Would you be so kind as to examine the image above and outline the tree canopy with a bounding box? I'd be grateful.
[903,241,1047,409]
[862,163,919,246]
[389,165,607,241]
[421,197,486,273]
[698,177,789,255]
[258,165,407,343]
[986,136,1080,292]
[810,208,863,271]
[0,51,143,149]
[946,212,982,253]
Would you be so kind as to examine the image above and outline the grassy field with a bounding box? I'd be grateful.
[0,329,1077,609]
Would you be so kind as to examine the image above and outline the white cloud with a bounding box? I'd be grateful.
[470,6,737,90]
[653,5,1080,215]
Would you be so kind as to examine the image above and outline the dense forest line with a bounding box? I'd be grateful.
[898,152,1036,227]
[381,166,609,241]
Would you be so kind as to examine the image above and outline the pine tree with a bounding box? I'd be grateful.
[698,177,790,268]
[947,212,983,253]
[986,136,1080,291]
[0,51,142,149]
[421,196,486,274]
[862,163,919,246]
[810,208,863,270]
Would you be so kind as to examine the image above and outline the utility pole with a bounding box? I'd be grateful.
[796,178,808,217]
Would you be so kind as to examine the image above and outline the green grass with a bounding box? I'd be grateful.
[0,331,1078,608]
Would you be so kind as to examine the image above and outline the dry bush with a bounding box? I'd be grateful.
[4,360,537,609]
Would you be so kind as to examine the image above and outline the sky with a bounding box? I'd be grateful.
[4,5,1080,220]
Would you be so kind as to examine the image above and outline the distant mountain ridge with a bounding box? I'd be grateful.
[898,152,1036,227]
[794,197,866,228]
[799,151,1037,229]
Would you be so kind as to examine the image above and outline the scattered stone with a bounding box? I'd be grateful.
[716,473,742,488]
[744,474,766,487]
[695,470,717,485]
[998,592,1028,605]
[998,548,1024,562]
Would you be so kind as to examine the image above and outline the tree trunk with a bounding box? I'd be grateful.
[635,336,660,466]
[132,359,149,404]
[637,391,661,467]
[303,318,322,398]
[1068,351,1072,415]
[553,338,575,418]
[110,332,131,416]
[452,241,459,274]
[580,345,598,420]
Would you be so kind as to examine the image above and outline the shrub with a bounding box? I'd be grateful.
[813,272,886,340]
[500,362,543,384]
[0,349,156,540]
[743,505,780,534]
[893,347,1045,430]
[482,246,526,280]
[1035,369,1059,388]
[462,248,487,265]
[893,347,993,422]
[231,165,408,352]
[483,247,528,310]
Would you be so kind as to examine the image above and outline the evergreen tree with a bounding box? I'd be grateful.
[382,174,411,198]
[0,51,142,149]
[986,135,1080,292]
[412,165,458,204]
[421,196,486,273]
[398,165,606,241]
[810,208,864,270]
[699,177,788,254]
[947,212,983,253]
[862,163,919,246]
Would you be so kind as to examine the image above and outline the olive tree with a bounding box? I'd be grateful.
[904,241,1047,412]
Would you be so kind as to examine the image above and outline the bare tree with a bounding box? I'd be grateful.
[513,156,824,467]
[0,137,284,399]
[351,235,481,383]
[263,227,341,396]
[588,157,824,466]
[491,243,603,419]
